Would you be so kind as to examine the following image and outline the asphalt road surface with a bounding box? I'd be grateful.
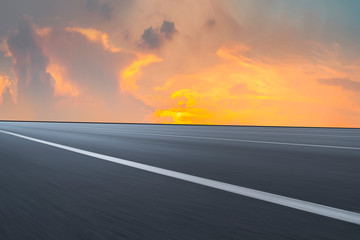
[0,121,359,239]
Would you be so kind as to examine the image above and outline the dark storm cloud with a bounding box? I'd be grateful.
[318,78,360,92]
[6,17,53,104]
[141,20,177,49]
[160,20,177,39]
[86,0,113,20]
[141,27,162,49]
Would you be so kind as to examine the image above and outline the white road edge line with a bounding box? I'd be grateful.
[83,130,360,150]
[1,129,360,225]
[5,124,360,150]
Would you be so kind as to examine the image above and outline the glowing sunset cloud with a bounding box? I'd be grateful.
[0,0,360,126]
[121,54,162,93]
[151,42,360,126]
[0,74,13,104]
[65,27,121,53]
[46,64,79,97]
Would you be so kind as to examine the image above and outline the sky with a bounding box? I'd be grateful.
[0,0,360,127]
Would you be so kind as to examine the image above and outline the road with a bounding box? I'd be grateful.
[0,121,359,239]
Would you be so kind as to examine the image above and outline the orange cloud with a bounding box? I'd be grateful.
[0,74,14,104]
[36,27,52,37]
[65,27,121,53]
[2,1,360,127]
[47,64,79,97]
[148,42,360,127]
[154,89,213,124]
[120,53,162,93]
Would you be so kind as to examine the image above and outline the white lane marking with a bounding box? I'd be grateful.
[57,128,360,151]
[4,124,360,150]
[61,126,360,139]
[1,129,360,225]
[20,124,360,139]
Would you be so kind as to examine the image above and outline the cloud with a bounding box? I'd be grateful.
[160,20,177,39]
[5,17,54,108]
[86,0,113,20]
[121,53,162,93]
[318,78,360,92]
[1,0,360,126]
[141,27,162,49]
[2,17,150,121]
[0,74,13,104]
[0,74,16,119]
[40,26,135,99]
[147,42,360,126]
[65,27,121,52]
[141,20,177,49]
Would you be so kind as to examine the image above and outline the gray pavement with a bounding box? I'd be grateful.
[0,122,359,239]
